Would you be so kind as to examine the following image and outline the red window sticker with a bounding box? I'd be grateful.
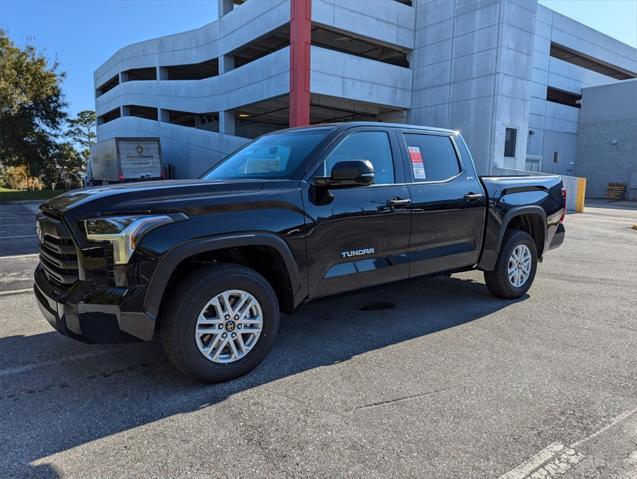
[408,146,426,179]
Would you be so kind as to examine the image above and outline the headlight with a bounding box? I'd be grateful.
[84,215,174,264]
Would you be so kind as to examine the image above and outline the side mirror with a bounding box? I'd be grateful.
[313,160,375,188]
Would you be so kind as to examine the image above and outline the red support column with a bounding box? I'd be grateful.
[289,0,312,127]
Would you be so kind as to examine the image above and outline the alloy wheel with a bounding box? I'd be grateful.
[194,289,264,364]
[507,244,532,288]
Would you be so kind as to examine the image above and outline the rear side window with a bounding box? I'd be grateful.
[403,134,461,182]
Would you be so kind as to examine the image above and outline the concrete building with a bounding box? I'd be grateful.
[94,0,637,181]
[576,79,637,199]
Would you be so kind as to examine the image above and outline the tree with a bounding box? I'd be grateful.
[41,142,83,189]
[0,29,67,187]
[66,110,96,164]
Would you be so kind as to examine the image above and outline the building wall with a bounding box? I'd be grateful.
[576,79,637,199]
[312,0,415,50]
[98,117,249,179]
[95,0,416,177]
[95,0,293,172]
[409,0,536,175]
[96,47,291,116]
[310,46,413,109]
[527,5,637,176]
[93,0,637,180]
[94,0,290,88]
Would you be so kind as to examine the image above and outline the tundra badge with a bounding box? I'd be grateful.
[341,248,375,259]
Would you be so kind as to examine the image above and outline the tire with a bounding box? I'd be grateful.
[161,263,280,383]
[484,230,538,299]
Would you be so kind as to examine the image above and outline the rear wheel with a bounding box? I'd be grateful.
[161,263,279,382]
[484,230,537,299]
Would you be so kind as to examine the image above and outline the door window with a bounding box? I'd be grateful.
[322,131,395,184]
[403,134,460,182]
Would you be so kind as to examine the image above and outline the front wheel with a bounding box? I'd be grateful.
[484,230,538,299]
[161,263,280,383]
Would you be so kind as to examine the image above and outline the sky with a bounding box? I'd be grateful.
[539,0,637,46]
[1,0,636,118]
[2,0,218,117]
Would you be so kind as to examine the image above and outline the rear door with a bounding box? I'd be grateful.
[302,127,412,299]
[399,131,486,277]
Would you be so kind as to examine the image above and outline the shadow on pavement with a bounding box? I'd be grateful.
[0,275,525,477]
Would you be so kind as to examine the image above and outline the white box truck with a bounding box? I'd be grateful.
[88,138,162,185]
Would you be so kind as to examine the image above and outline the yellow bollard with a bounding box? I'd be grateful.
[575,177,586,213]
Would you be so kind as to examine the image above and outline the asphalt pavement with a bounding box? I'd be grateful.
[0,200,635,478]
[0,201,40,292]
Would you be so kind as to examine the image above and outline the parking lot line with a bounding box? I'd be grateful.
[501,443,569,479]
[501,405,637,479]
[571,405,637,448]
[0,288,33,297]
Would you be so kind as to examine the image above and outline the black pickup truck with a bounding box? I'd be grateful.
[34,122,565,382]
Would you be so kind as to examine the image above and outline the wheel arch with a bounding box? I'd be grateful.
[143,233,301,321]
[479,206,547,271]
[497,206,547,253]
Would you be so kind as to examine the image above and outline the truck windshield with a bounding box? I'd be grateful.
[201,129,331,180]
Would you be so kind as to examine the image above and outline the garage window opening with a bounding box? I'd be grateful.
[547,87,581,108]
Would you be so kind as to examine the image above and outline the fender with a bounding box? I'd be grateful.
[478,205,547,271]
[143,232,301,319]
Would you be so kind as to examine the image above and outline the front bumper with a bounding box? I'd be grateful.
[34,265,155,343]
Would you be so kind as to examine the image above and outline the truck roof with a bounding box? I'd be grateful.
[275,122,459,136]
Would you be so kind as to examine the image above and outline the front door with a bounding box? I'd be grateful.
[302,128,412,299]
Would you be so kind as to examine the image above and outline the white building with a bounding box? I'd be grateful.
[94,0,637,181]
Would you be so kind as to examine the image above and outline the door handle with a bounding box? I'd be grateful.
[463,193,483,201]
[387,197,411,207]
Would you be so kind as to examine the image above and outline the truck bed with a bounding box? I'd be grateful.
[477,174,565,270]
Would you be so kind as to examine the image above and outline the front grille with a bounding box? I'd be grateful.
[38,213,79,289]
[104,242,116,284]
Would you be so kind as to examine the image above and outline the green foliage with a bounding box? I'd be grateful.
[0,28,67,185]
[0,165,44,190]
[0,29,95,191]
[66,110,96,163]
[44,141,84,188]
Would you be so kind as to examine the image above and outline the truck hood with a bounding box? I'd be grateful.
[42,179,275,218]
